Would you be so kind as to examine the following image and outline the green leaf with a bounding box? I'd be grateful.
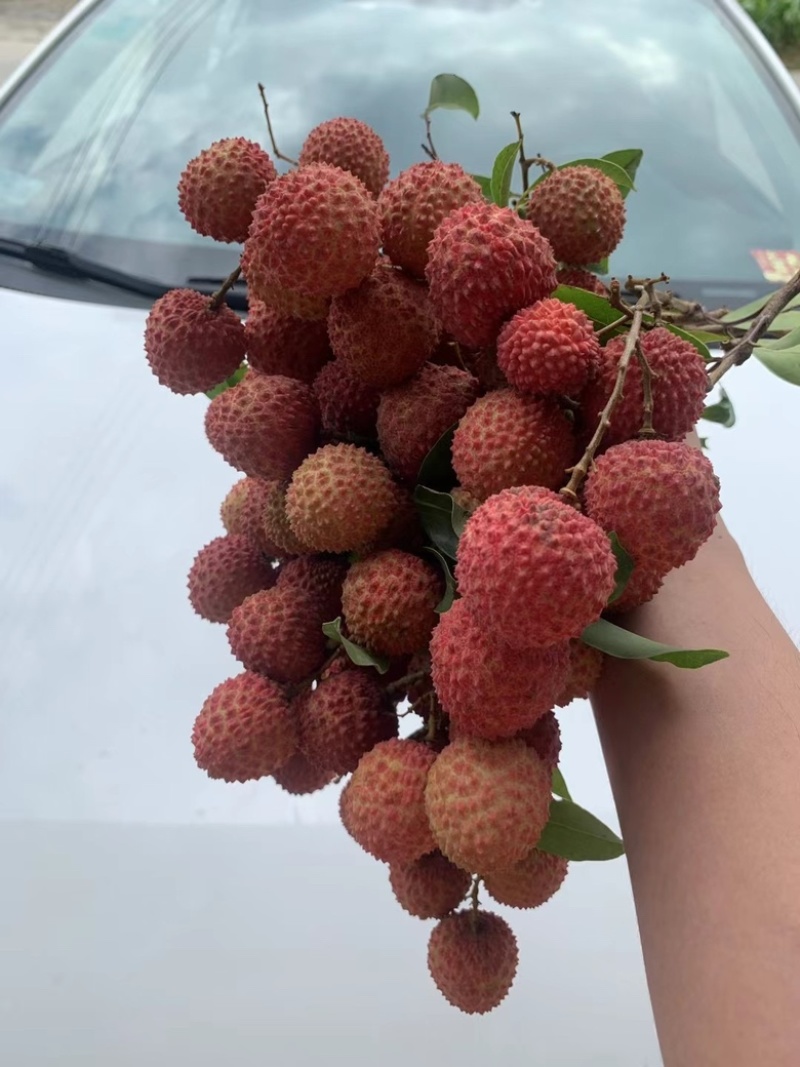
[413,486,466,560]
[607,533,634,605]
[321,617,390,674]
[551,766,572,801]
[601,148,643,188]
[470,173,492,199]
[698,435,709,450]
[490,140,521,208]
[767,310,800,333]
[720,291,800,326]
[526,157,634,200]
[205,364,247,399]
[753,342,800,385]
[537,799,624,861]
[701,386,736,427]
[760,323,800,350]
[416,424,457,492]
[553,285,626,330]
[584,257,610,275]
[582,618,729,669]
[424,73,479,120]
[424,546,457,613]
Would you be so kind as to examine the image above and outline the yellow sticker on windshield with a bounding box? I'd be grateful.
[750,250,800,283]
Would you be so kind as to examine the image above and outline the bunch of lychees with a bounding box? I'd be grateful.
[144,92,723,1015]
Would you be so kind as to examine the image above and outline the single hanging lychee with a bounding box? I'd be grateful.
[526,164,626,266]
[187,534,276,624]
[427,909,518,1015]
[226,586,327,683]
[389,852,472,920]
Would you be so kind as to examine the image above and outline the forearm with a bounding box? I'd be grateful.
[591,520,800,1066]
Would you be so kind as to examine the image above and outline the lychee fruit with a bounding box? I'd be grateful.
[341,550,442,657]
[451,390,576,503]
[327,263,441,388]
[425,201,557,348]
[379,161,484,278]
[243,163,380,299]
[516,711,562,769]
[205,372,319,481]
[220,477,281,556]
[339,738,438,864]
[357,482,426,556]
[483,849,568,909]
[272,750,336,795]
[377,363,480,484]
[556,267,608,295]
[430,599,570,739]
[285,443,400,553]
[187,534,276,624]
[312,359,381,439]
[298,117,389,197]
[526,165,626,266]
[227,586,327,683]
[555,640,605,706]
[261,480,313,557]
[245,274,330,321]
[178,137,277,244]
[584,438,721,587]
[579,326,708,447]
[606,562,665,615]
[425,736,552,872]
[144,288,246,395]
[244,301,332,382]
[456,486,617,648]
[389,851,471,919]
[275,555,347,622]
[192,671,296,782]
[427,909,518,1015]
[299,671,397,775]
[496,298,600,397]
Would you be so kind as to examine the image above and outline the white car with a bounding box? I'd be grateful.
[1,1,799,1064]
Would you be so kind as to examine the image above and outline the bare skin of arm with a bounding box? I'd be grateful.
[591,519,800,1066]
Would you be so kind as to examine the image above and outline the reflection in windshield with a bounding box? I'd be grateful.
[0,0,798,298]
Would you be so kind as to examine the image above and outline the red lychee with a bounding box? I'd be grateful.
[456,486,617,648]
[245,276,330,321]
[340,738,437,864]
[275,555,347,622]
[357,482,426,556]
[428,910,518,1014]
[555,639,605,706]
[187,534,276,624]
[556,267,608,295]
[261,480,313,557]
[243,163,380,299]
[327,263,441,389]
[244,300,332,382]
[379,161,484,279]
[516,710,562,769]
[178,137,277,244]
[389,851,471,919]
[377,363,480,484]
[220,477,281,556]
[272,751,336,795]
[205,372,319,481]
[227,586,327,683]
[425,201,557,348]
[425,736,552,872]
[451,390,576,503]
[144,288,245,395]
[483,849,568,909]
[192,672,296,782]
[526,165,626,266]
[299,117,389,197]
[312,359,381,439]
[496,298,600,397]
[299,671,397,775]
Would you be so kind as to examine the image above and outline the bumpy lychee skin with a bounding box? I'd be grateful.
[243,163,380,299]
[340,738,438,864]
[220,477,281,556]
[261,481,312,557]
[451,390,576,503]
[285,443,400,553]
[379,161,484,278]
[272,751,336,795]
[516,710,562,769]
[428,910,518,1015]
[607,561,665,615]
[299,117,390,197]
[227,586,327,683]
[205,373,319,481]
[246,277,330,322]
[526,165,626,266]
[430,599,570,739]
[312,360,381,439]
[456,486,617,648]
[584,438,721,583]
[580,326,708,447]
[377,363,480,484]
[496,298,600,397]
[483,849,569,910]
[244,301,332,382]
[341,550,442,657]
[187,534,276,624]
[178,137,277,244]
[425,201,558,348]
[276,555,347,622]
[327,264,441,389]
[389,852,471,920]
[425,737,552,872]
[555,639,605,707]
[144,289,246,395]
[192,672,296,782]
[300,671,397,775]
[556,267,608,295]
[358,483,426,556]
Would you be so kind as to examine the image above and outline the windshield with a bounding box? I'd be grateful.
[0,0,799,304]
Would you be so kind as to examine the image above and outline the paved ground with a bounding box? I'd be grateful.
[0,0,77,84]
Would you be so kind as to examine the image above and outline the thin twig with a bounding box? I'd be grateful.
[286,648,341,699]
[384,669,430,698]
[595,314,629,340]
[608,279,634,319]
[635,340,656,436]
[257,83,298,166]
[510,111,531,194]
[208,264,243,310]
[421,113,439,161]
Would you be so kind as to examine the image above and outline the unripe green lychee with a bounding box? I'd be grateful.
[389,852,471,919]
[187,534,276,624]
[427,910,518,1015]
[483,849,568,909]
[496,298,600,397]
[226,586,327,683]
[244,300,332,382]
[526,165,626,265]
[300,671,397,775]
[299,117,390,197]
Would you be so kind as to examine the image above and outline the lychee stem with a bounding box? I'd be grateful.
[510,111,555,199]
[384,669,431,698]
[468,876,481,930]
[208,264,242,311]
[285,648,341,699]
[635,340,657,437]
[257,83,298,167]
